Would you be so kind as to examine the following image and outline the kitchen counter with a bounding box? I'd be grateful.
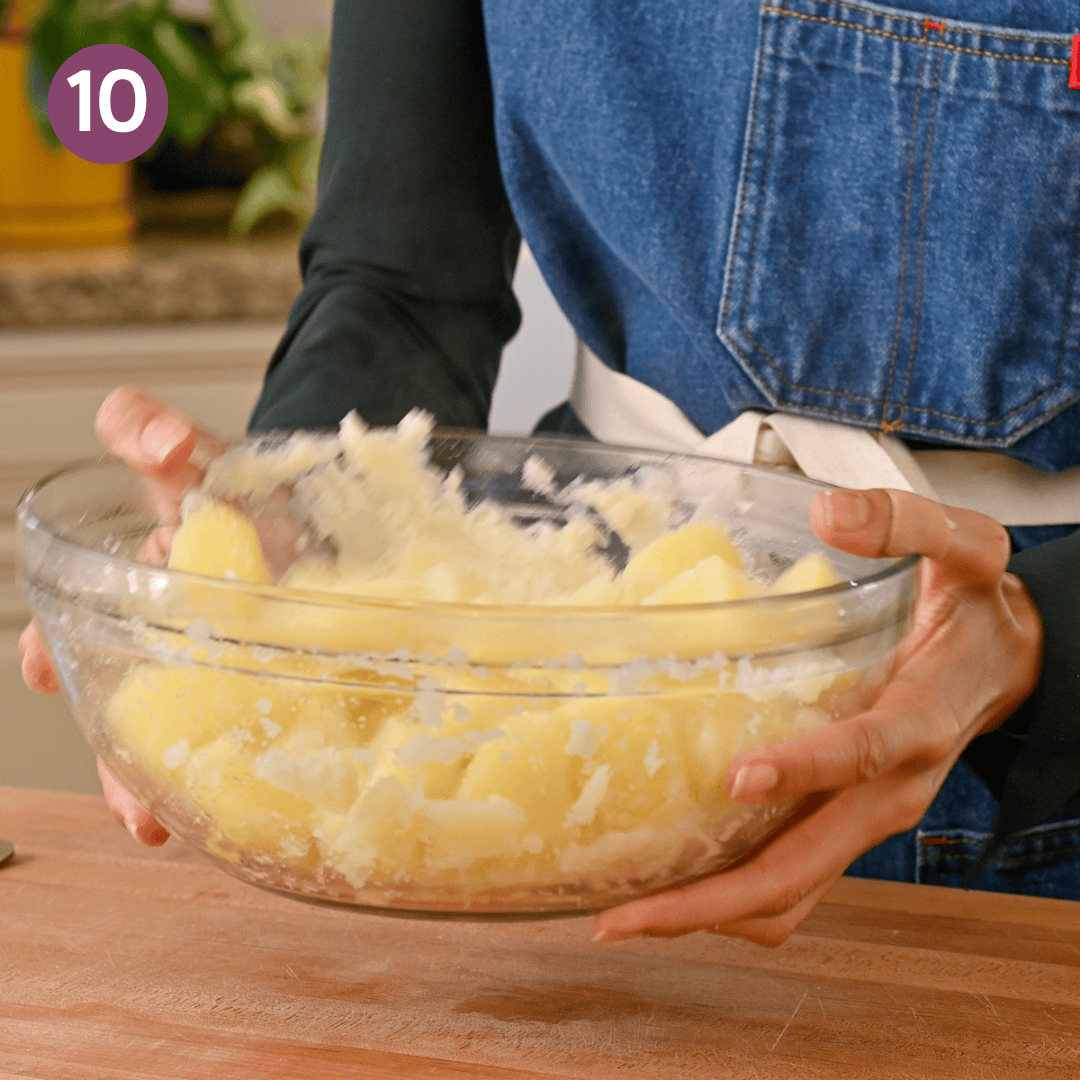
[0,237,301,330]
[1,786,1077,1079]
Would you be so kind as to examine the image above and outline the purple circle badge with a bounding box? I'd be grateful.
[48,44,168,165]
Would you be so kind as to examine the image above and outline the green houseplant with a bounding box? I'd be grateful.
[20,0,328,235]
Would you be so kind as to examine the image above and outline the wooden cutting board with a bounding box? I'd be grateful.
[1,786,1078,1079]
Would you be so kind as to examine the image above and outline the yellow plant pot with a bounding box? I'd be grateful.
[0,39,133,250]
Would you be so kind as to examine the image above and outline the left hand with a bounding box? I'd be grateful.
[591,488,1042,947]
[19,386,224,847]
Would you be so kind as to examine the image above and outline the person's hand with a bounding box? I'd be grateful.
[19,385,225,846]
[591,488,1042,947]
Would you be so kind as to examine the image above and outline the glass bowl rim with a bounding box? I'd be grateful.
[16,429,920,622]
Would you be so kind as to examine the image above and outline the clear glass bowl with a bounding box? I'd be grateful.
[17,432,916,917]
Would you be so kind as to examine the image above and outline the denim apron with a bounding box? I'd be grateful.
[482,0,1080,897]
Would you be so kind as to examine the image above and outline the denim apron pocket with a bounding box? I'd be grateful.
[718,0,1080,447]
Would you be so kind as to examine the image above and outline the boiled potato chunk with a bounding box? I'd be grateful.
[771,552,842,595]
[108,449,854,896]
[457,707,583,847]
[365,712,472,800]
[417,796,528,869]
[108,665,247,769]
[625,522,743,578]
[107,662,388,855]
[570,699,695,837]
[322,776,426,879]
[642,555,765,605]
[623,523,743,593]
[186,732,318,856]
[168,501,273,584]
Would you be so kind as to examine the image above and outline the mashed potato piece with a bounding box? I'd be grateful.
[107,412,855,906]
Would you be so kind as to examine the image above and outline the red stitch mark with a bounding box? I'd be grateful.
[1071,35,1080,89]
[921,837,950,846]
[924,19,943,33]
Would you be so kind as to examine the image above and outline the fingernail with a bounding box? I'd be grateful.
[592,926,637,944]
[139,414,191,464]
[28,653,59,694]
[730,763,779,802]
[124,816,165,846]
[823,490,870,531]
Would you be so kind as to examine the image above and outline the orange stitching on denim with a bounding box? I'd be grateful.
[817,0,1073,45]
[721,2,1080,441]
[924,383,1062,424]
[881,33,928,430]
[732,0,948,425]
[725,334,880,419]
[742,321,1069,424]
[896,43,944,427]
[1051,173,1080,425]
[737,324,1071,428]
[706,348,1076,442]
[736,33,1068,436]
[718,0,779,346]
[741,329,880,405]
[919,828,1080,867]
[760,6,1070,65]
[992,846,1080,867]
[738,3,789,360]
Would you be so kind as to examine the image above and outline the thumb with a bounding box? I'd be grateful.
[809,488,1010,582]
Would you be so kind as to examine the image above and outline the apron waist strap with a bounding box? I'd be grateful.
[569,341,1080,527]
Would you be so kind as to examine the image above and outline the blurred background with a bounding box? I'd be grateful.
[0,0,574,795]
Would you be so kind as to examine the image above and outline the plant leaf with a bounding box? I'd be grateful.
[209,0,269,51]
[229,164,308,236]
[231,76,302,138]
[149,20,227,144]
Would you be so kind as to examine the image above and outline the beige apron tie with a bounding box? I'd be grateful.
[570,341,1080,526]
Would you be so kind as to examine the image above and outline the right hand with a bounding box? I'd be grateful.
[19,385,226,846]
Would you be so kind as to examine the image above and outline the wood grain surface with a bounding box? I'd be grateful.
[1,787,1078,1079]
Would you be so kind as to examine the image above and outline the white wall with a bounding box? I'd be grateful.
[489,247,576,434]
